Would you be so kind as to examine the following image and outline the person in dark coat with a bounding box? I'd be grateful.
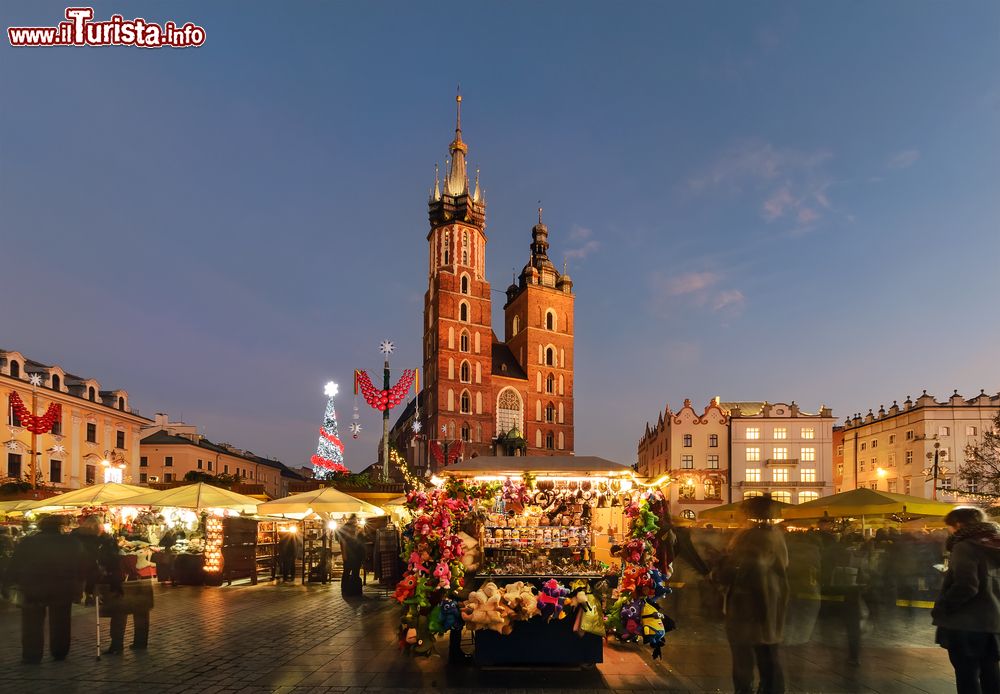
[278,529,301,581]
[103,554,154,654]
[2,515,86,663]
[336,515,365,597]
[713,496,790,694]
[932,506,1000,694]
[71,515,121,606]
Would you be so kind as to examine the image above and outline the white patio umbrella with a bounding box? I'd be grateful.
[109,482,260,514]
[17,482,149,511]
[256,487,384,518]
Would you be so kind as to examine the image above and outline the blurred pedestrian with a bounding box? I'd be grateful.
[278,528,300,581]
[932,507,1000,694]
[1,515,86,663]
[72,515,121,607]
[713,495,789,694]
[102,554,154,654]
[336,515,365,597]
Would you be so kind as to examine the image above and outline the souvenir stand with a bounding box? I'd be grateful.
[255,519,279,580]
[394,457,673,666]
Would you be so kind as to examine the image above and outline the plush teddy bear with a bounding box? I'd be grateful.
[460,589,491,631]
[501,581,539,620]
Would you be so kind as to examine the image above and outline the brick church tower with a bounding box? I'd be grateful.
[414,96,575,463]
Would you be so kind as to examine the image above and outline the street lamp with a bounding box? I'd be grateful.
[923,442,950,501]
[100,451,127,484]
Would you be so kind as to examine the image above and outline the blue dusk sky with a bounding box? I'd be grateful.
[2,1,999,471]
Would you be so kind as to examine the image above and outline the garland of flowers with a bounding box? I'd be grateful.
[605,489,674,659]
[394,478,500,655]
[8,392,61,434]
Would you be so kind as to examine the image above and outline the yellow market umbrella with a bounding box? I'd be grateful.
[256,486,385,518]
[700,498,793,524]
[18,483,149,511]
[111,482,260,514]
[782,488,955,521]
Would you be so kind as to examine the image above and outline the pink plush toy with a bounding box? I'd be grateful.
[409,552,428,574]
[434,561,452,589]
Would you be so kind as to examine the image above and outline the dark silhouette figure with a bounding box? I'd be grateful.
[713,496,790,694]
[933,507,1000,694]
[278,530,300,581]
[2,515,86,663]
[336,515,366,597]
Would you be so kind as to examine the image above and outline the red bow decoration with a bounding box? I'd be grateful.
[8,392,61,435]
[430,440,463,466]
[356,369,416,412]
[319,427,345,453]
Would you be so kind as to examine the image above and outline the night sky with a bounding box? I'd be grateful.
[3,1,999,472]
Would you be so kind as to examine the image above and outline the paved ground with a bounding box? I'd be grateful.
[0,580,955,694]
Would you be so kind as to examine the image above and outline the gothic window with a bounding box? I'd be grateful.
[545,431,555,450]
[460,361,471,383]
[460,330,470,353]
[546,374,554,394]
[460,391,471,414]
[496,388,523,436]
[512,316,520,336]
[461,275,469,294]
[462,250,468,265]
[546,310,556,331]
[545,403,555,423]
[459,302,469,322]
[545,347,555,366]
[443,231,450,265]
[463,230,468,247]
[461,423,470,442]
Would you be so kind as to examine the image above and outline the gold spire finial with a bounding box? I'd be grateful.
[538,203,543,225]
[455,86,462,133]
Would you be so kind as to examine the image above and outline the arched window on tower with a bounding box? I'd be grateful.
[546,374,554,394]
[545,347,555,366]
[496,388,524,437]
[459,302,469,322]
[443,231,451,265]
[511,316,520,336]
[460,391,471,414]
[460,330,470,353]
[546,310,556,331]
[545,403,555,423]
[461,422,470,442]
[545,431,555,450]
[461,275,469,294]
[460,361,471,383]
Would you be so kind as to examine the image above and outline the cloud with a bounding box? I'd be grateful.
[563,225,600,261]
[651,271,745,316]
[663,271,719,296]
[887,149,920,169]
[762,187,795,221]
[712,289,746,312]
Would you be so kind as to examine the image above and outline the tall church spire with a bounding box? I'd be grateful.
[445,93,468,196]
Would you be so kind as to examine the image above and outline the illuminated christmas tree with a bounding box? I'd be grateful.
[311,382,350,479]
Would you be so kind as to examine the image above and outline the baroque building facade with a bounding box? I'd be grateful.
[840,389,999,500]
[395,96,575,464]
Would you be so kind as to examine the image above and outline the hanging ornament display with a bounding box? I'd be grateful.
[430,440,463,467]
[349,422,362,438]
[310,381,350,478]
[8,392,61,435]
[355,368,417,413]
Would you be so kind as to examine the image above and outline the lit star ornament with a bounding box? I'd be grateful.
[50,444,66,455]
[412,420,423,434]
[441,425,448,434]
[379,340,395,356]
[28,374,42,387]
[350,422,362,436]
[324,382,339,398]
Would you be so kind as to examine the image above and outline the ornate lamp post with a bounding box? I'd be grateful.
[354,341,417,483]
[923,442,950,501]
[100,450,128,484]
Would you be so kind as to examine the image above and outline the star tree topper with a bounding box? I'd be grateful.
[324,381,339,398]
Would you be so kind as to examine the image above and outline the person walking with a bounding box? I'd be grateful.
[103,554,154,654]
[713,495,790,694]
[71,515,120,606]
[2,515,86,663]
[336,515,365,597]
[932,506,1000,694]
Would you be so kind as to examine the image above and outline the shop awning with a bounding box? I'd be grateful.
[441,456,634,477]
[17,482,150,511]
[781,488,956,520]
[110,482,260,513]
[256,486,385,518]
[700,498,793,523]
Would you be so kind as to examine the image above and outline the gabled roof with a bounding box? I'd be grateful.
[491,343,527,380]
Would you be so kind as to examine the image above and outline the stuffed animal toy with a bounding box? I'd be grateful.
[408,551,429,575]
[413,514,434,538]
[641,599,667,659]
[647,568,672,599]
[621,564,642,593]
[538,579,569,622]
[433,561,452,590]
[619,600,643,642]
[502,581,539,620]
[438,598,462,632]
[394,574,417,603]
[403,575,432,610]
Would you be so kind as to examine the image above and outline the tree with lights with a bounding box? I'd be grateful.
[311,382,350,479]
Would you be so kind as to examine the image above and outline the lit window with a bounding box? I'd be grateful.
[746,447,761,462]
[872,439,878,449]
[771,491,792,503]
[704,479,721,499]
[774,427,787,440]
[745,468,761,483]
[744,491,763,499]
[678,482,696,500]
[887,479,898,493]
[801,447,816,462]
[800,468,816,483]
[683,434,692,447]
[709,434,719,448]
[707,455,719,469]
[773,468,789,483]
[801,427,815,440]
[905,450,913,465]
[773,447,788,461]
[681,455,694,469]
[798,491,819,503]
[746,427,760,440]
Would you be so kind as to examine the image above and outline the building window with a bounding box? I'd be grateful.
[798,491,819,503]
[904,478,911,495]
[545,348,555,366]
[461,275,469,294]
[905,430,914,440]
[460,361,471,383]
[704,478,721,499]
[443,231,450,264]
[460,332,469,352]
[8,454,22,479]
[197,459,203,470]
[545,404,555,423]
[939,426,950,437]
[86,423,97,443]
[683,434,692,447]
[773,447,789,461]
[709,434,719,448]
[85,464,96,484]
[545,431,554,450]
[224,465,229,474]
[88,386,96,401]
[9,360,20,378]
[139,472,147,483]
[460,392,471,414]
[511,316,519,336]
[869,481,878,491]
[165,456,173,467]
[746,447,761,462]
[837,444,844,456]
[746,427,760,440]
[860,442,866,451]
[905,450,913,465]
[940,477,953,491]
[889,434,896,444]
[164,473,174,483]
[800,468,816,483]
[774,427,787,440]
[707,455,719,469]
[773,468,789,483]
[837,463,844,477]
[118,397,125,411]
[496,388,523,437]
[208,460,214,472]
[546,311,555,331]
[871,439,878,449]
[888,452,896,467]
[771,491,792,503]
[49,460,62,484]
[681,455,694,469]
[745,468,761,483]
[678,482,696,500]
[50,418,61,436]
[461,423,470,442]
[51,374,60,391]
[459,303,469,322]
[744,491,764,499]
[546,374,554,394]
[140,456,148,468]
[801,447,816,462]
[116,431,126,449]
[887,479,898,493]
[967,426,978,436]
[801,427,815,440]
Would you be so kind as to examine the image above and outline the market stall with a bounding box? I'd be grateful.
[394,456,674,666]
[781,487,955,532]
